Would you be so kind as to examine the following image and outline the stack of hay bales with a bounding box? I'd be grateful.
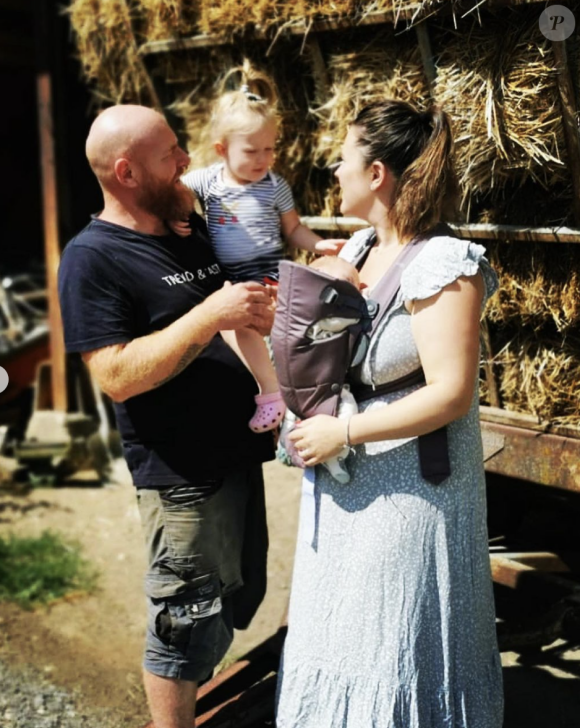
[67,0,154,104]
[67,0,580,428]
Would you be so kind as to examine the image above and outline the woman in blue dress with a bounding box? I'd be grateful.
[276,100,504,727]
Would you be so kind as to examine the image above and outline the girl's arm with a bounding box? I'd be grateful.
[288,273,485,465]
[280,209,346,255]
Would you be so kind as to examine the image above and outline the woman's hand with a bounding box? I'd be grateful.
[288,414,348,467]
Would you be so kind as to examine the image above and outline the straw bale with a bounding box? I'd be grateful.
[198,0,358,39]
[308,27,429,215]
[433,11,568,220]
[68,0,153,104]
[489,329,580,426]
[163,50,234,170]
[139,0,200,41]
[367,1,452,20]
[486,243,580,333]
[475,179,573,227]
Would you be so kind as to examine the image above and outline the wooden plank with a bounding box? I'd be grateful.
[138,0,551,56]
[301,216,580,242]
[138,12,398,55]
[480,405,580,439]
[491,553,535,589]
[480,405,545,431]
[482,421,580,493]
[499,552,569,572]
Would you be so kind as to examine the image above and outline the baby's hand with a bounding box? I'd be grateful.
[168,219,192,237]
[314,238,347,256]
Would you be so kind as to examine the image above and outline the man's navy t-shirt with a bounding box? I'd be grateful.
[58,214,273,488]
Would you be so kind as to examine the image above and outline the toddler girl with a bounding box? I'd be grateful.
[174,61,344,432]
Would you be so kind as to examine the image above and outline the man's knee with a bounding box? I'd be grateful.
[144,572,234,682]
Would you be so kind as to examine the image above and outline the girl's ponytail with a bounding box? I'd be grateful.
[211,60,279,141]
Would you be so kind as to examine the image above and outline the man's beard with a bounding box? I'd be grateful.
[137,176,195,222]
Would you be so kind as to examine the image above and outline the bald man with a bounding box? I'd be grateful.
[58,105,275,728]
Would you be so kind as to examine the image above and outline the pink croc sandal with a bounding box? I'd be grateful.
[249,392,286,433]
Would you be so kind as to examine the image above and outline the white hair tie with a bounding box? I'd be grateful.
[240,84,262,102]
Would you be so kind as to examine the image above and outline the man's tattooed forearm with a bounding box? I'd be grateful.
[153,342,209,388]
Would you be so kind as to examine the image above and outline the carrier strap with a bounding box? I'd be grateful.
[348,224,455,486]
[350,368,450,486]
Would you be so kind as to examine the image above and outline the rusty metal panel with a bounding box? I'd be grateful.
[482,422,580,493]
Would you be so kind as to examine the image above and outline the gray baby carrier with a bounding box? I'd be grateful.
[270,226,454,485]
[271,260,376,420]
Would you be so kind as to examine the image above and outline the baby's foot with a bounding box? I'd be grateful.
[249,392,286,433]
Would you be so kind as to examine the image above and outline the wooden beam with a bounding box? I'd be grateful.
[482,421,580,493]
[138,0,550,56]
[480,405,546,431]
[480,405,580,439]
[138,12,400,55]
[301,216,580,242]
[451,223,580,243]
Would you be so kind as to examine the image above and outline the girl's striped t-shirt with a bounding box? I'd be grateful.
[182,163,295,281]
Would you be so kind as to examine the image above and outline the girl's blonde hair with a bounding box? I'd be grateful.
[211,60,279,142]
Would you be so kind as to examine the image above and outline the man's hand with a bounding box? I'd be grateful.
[314,238,347,255]
[204,281,274,332]
[248,286,276,335]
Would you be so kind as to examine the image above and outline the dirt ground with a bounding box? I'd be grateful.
[0,459,302,727]
[1,458,580,727]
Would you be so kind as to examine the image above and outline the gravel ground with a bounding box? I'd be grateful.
[0,659,122,728]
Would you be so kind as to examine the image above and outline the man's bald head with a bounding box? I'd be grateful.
[85,104,168,189]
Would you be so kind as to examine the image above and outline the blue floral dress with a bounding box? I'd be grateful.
[276,231,504,728]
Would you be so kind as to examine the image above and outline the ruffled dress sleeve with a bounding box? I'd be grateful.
[339,227,375,266]
[400,235,498,306]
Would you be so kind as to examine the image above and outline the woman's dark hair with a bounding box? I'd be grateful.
[352,99,458,241]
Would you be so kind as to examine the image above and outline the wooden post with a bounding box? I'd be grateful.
[304,35,330,100]
[551,37,580,226]
[480,320,502,409]
[36,72,66,413]
[36,0,67,413]
[415,21,437,99]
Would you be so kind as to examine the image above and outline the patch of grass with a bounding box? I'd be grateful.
[0,530,99,609]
